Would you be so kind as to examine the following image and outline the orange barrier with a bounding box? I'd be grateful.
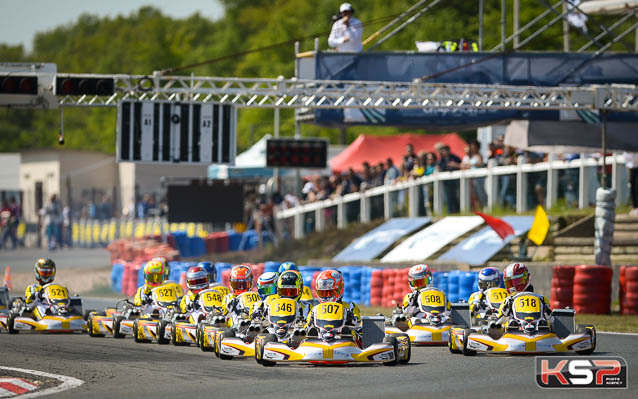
[550,265,575,309]
[573,265,612,314]
[621,266,638,315]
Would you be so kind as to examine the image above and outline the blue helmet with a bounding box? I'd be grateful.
[198,262,217,284]
[478,267,501,291]
[278,262,298,274]
[257,272,278,299]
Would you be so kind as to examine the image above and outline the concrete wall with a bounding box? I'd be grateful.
[20,151,61,223]
[59,150,117,211]
[0,153,21,191]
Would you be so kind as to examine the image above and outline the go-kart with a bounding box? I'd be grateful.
[171,287,228,348]
[214,291,263,360]
[0,283,85,333]
[385,288,458,345]
[259,301,410,366]
[253,297,308,365]
[470,287,509,329]
[449,292,596,356]
[131,285,184,343]
[86,299,140,338]
[0,287,10,316]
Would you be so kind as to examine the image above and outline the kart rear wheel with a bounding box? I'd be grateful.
[87,314,104,337]
[157,320,170,345]
[7,314,19,334]
[448,328,461,354]
[255,334,277,367]
[171,321,189,346]
[382,336,399,366]
[218,329,236,360]
[398,334,411,365]
[112,316,125,339]
[462,329,477,357]
[576,324,596,355]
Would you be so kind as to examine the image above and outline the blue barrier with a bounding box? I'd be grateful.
[111,263,124,293]
[447,270,460,303]
[215,262,233,283]
[189,237,206,257]
[228,231,243,251]
[459,272,477,302]
[264,261,281,274]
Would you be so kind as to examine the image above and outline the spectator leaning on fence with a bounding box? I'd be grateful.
[328,3,363,52]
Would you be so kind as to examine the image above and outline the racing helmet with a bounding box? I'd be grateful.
[153,257,169,280]
[478,267,501,291]
[186,266,209,294]
[315,270,344,303]
[503,263,531,294]
[198,261,217,284]
[34,258,56,285]
[144,260,165,288]
[229,265,253,294]
[257,272,278,299]
[277,270,303,300]
[408,264,432,292]
[278,261,298,274]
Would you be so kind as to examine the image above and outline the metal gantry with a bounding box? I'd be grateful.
[50,73,638,112]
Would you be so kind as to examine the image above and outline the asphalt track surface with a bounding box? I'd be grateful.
[1,311,637,398]
[0,247,111,272]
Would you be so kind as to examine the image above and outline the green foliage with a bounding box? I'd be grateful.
[1,1,635,154]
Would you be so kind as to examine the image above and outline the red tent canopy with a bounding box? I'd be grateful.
[329,133,468,174]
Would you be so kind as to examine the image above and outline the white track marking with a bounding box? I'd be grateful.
[598,331,638,336]
[0,367,83,398]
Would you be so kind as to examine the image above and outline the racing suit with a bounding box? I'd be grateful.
[400,288,451,319]
[252,294,279,322]
[180,290,201,314]
[24,284,44,311]
[305,300,360,331]
[468,290,487,317]
[133,284,154,307]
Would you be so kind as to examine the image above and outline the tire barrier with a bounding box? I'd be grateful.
[621,266,638,315]
[573,265,613,314]
[550,265,575,309]
[594,188,616,266]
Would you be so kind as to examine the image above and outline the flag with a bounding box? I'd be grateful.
[528,205,550,245]
[475,212,514,241]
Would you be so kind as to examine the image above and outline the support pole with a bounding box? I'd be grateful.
[601,110,608,188]
[562,0,570,51]
[501,0,507,50]
[273,108,280,190]
[513,0,520,49]
[479,0,484,51]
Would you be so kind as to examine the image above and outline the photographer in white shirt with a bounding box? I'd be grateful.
[328,3,363,52]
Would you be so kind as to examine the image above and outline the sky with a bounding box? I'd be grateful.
[0,0,224,52]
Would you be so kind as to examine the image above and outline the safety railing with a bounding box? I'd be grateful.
[275,154,629,239]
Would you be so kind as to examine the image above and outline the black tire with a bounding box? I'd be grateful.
[157,320,170,345]
[255,334,277,367]
[462,329,477,356]
[576,324,596,355]
[199,324,214,352]
[83,309,96,321]
[398,334,411,364]
[218,329,236,360]
[7,314,19,334]
[448,330,461,354]
[87,314,104,337]
[133,319,143,343]
[382,335,399,366]
[112,316,125,339]
[171,321,189,346]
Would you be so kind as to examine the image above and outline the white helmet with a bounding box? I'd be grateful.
[340,3,354,13]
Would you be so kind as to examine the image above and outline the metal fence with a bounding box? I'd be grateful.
[275,154,630,239]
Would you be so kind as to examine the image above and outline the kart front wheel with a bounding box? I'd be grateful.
[398,334,411,365]
[198,324,214,352]
[382,336,399,366]
[87,314,104,337]
[157,320,170,345]
[448,328,461,354]
[112,316,125,339]
[462,329,477,357]
[7,314,19,334]
[218,329,236,360]
[576,324,596,355]
[255,334,277,367]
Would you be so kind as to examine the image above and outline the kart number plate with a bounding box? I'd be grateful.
[514,295,542,313]
[316,302,344,321]
[270,298,296,317]
[203,291,223,307]
[154,287,179,302]
[487,288,509,306]
[419,290,444,306]
[212,286,230,297]
[240,292,260,308]
[45,285,69,300]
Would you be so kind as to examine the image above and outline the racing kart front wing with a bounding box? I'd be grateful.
[449,326,596,355]
[0,313,85,333]
[385,324,451,345]
[261,337,409,365]
[87,314,135,337]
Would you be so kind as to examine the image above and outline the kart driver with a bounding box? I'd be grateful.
[133,259,165,306]
[154,257,184,299]
[278,262,313,301]
[179,266,210,314]
[223,265,254,318]
[251,272,279,319]
[272,270,312,320]
[198,261,227,292]
[469,266,501,316]
[305,269,360,331]
[25,258,56,310]
[494,262,552,327]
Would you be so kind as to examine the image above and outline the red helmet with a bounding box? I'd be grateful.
[408,264,432,292]
[503,263,530,294]
[186,266,209,294]
[230,265,253,294]
[315,270,344,303]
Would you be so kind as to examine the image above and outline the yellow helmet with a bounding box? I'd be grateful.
[144,260,165,287]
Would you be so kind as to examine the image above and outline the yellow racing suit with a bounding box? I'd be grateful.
[495,287,552,327]
[133,284,153,307]
[25,284,44,304]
